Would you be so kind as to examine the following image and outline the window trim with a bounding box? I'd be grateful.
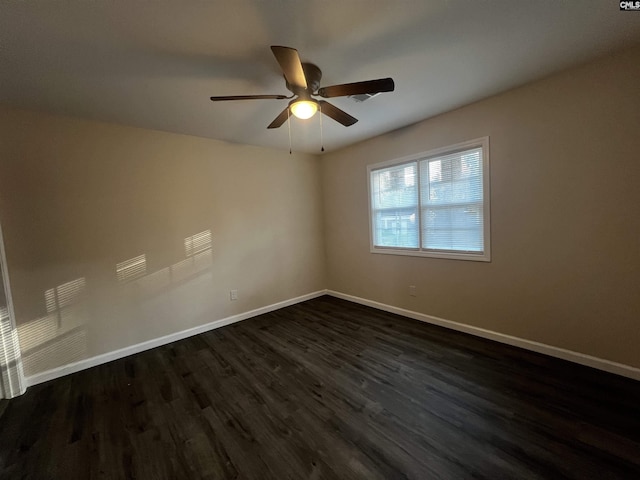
[367,137,491,262]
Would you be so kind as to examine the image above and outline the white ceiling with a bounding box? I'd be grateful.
[2,1,639,154]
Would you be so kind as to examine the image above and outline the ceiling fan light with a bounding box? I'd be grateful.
[290,100,318,119]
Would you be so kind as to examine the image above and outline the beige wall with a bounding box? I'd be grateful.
[0,108,326,376]
[321,46,640,369]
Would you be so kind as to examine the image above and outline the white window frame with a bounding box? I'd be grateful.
[367,137,491,262]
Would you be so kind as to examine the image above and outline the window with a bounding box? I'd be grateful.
[368,137,490,261]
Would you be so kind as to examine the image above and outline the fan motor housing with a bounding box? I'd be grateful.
[286,63,322,94]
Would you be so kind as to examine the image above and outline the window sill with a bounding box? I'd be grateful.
[370,246,491,262]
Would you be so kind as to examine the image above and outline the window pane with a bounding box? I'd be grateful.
[371,163,419,248]
[422,205,484,251]
[420,147,484,253]
[373,207,418,248]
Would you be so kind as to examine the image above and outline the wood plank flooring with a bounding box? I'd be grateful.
[1,295,639,479]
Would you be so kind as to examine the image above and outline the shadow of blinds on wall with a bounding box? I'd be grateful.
[0,222,25,398]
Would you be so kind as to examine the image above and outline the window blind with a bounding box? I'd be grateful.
[420,147,484,252]
[368,138,489,261]
[370,162,419,248]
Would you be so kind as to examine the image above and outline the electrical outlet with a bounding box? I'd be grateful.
[409,285,416,297]
[230,289,238,301]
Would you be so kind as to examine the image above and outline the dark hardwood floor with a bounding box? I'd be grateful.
[1,295,639,479]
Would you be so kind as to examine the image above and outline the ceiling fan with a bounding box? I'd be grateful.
[210,46,395,129]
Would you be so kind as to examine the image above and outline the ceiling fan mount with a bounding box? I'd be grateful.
[209,46,395,129]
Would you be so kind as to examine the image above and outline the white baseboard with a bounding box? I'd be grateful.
[25,289,640,387]
[25,290,327,387]
[327,290,640,381]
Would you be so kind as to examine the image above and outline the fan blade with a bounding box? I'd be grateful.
[317,78,395,98]
[210,94,288,101]
[271,46,307,90]
[267,107,290,129]
[319,101,358,126]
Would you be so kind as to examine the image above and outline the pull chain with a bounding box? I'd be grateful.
[319,103,325,152]
[287,107,292,154]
